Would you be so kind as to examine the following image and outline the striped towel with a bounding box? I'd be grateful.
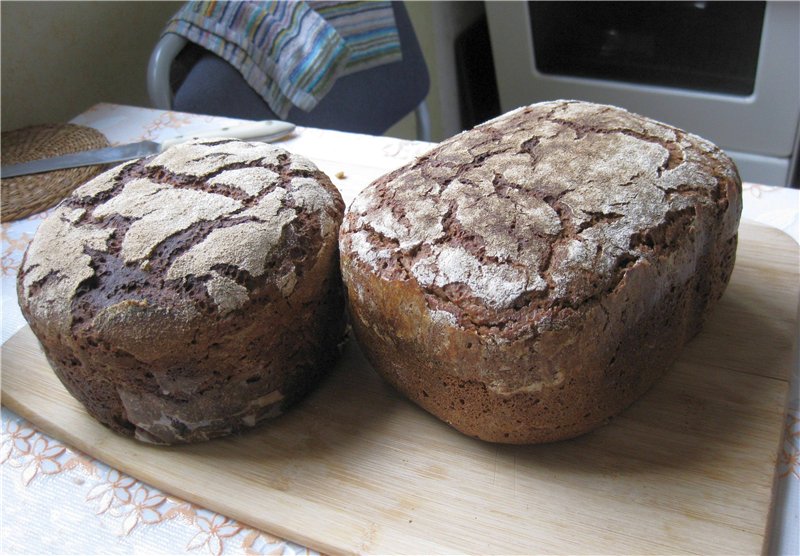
[164,1,402,118]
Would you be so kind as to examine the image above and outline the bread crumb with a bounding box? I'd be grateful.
[335,171,346,179]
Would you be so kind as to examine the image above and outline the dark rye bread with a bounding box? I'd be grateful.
[339,100,742,444]
[18,138,345,444]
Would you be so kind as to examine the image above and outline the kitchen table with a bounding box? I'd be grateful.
[1,104,798,555]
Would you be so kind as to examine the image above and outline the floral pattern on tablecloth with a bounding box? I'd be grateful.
[1,409,311,556]
[1,210,51,274]
[779,410,800,480]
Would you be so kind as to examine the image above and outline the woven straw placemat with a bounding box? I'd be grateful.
[1,123,110,222]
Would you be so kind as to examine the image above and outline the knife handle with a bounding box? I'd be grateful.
[160,120,296,149]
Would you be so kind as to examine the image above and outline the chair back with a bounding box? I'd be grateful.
[148,2,431,140]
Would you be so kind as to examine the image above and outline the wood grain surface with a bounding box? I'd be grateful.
[2,220,798,555]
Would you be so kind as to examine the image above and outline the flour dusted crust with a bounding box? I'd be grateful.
[340,100,742,443]
[18,138,345,444]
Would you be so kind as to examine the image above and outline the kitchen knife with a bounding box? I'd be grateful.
[0,120,296,179]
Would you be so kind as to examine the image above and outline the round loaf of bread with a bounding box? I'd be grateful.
[17,138,345,444]
[339,100,742,444]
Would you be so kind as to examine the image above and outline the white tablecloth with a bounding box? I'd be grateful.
[2,104,798,555]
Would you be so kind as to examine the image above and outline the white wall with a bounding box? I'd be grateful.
[1,1,181,131]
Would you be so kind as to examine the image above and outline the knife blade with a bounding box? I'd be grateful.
[0,120,296,179]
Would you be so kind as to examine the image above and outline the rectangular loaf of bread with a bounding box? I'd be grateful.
[339,100,742,443]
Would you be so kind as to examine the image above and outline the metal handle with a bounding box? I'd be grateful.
[159,120,296,149]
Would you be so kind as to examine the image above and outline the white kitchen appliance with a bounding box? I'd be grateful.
[485,1,800,187]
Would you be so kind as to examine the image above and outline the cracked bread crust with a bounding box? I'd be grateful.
[340,100,742,444]
[18,138,345,444]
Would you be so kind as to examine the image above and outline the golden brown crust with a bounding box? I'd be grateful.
[18,138,345,444]
[340,100,742,443]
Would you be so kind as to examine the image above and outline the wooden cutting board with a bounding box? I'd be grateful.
[2,220,797,555]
